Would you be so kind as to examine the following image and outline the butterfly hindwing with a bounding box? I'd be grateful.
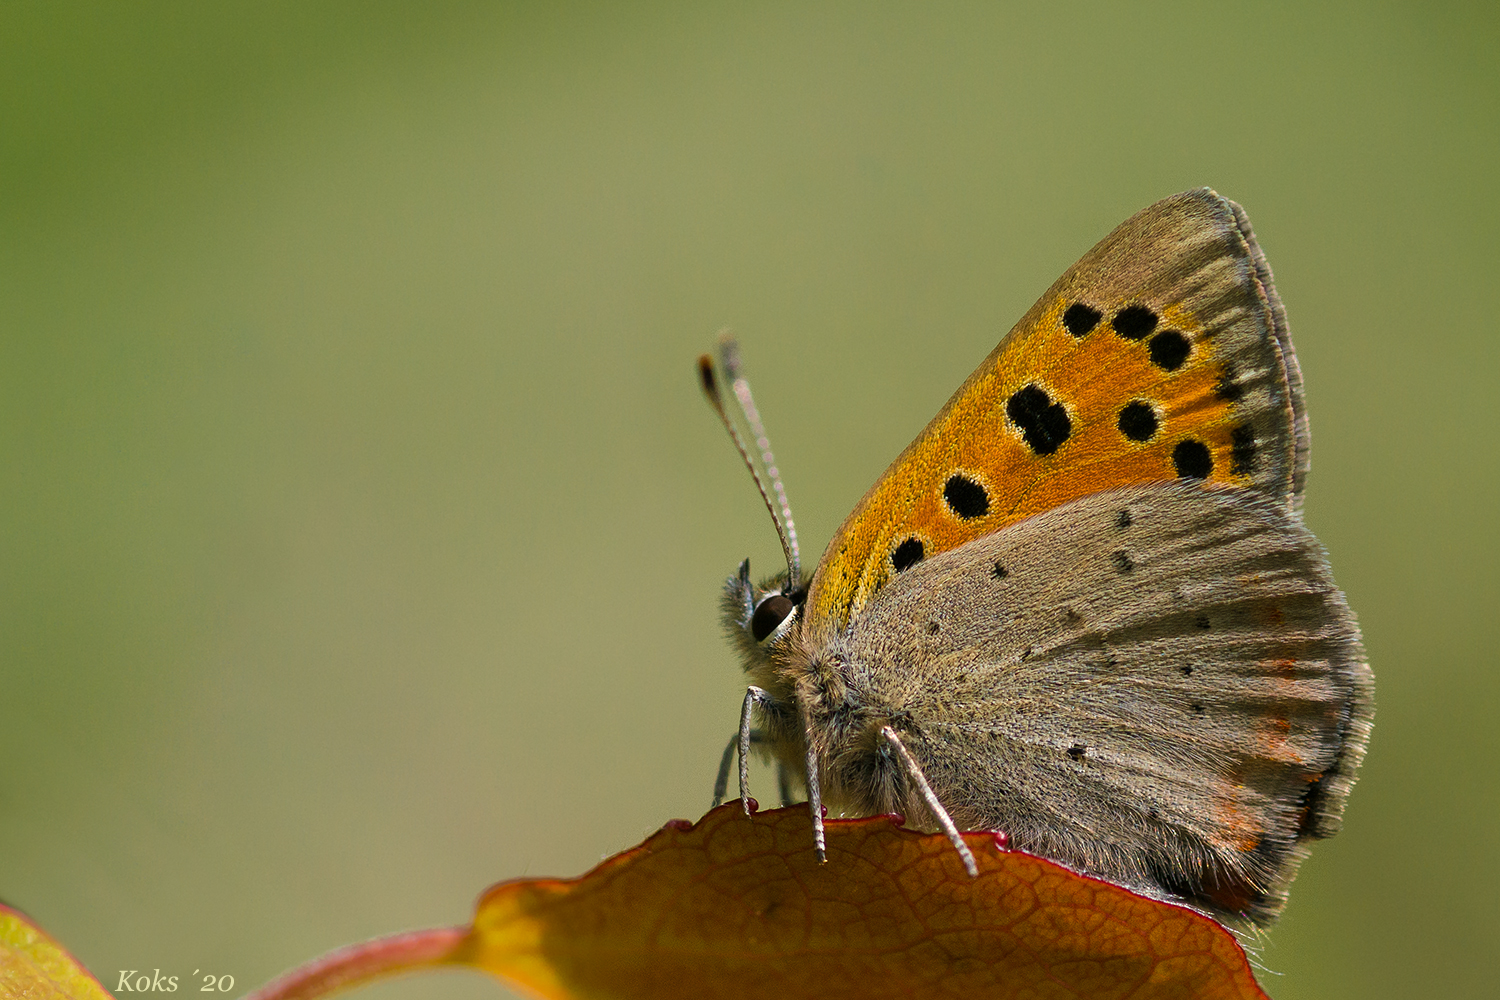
[820,481,1372,924]
[805,189,1308,638]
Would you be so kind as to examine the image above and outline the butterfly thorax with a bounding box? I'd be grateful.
[724,557,978,825]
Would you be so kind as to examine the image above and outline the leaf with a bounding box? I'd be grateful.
[470,803,1269,1000]
[0,904,114,1000]
[248,803,1270,1000]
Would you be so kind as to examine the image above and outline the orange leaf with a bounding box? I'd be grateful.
[248,803,1270,1000]
[467,803,1269,1000]
[0,904,114,1000]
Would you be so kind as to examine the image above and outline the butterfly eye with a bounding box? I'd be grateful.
[750,593,795,642]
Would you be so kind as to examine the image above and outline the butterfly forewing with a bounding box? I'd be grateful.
[805,189,1308,638]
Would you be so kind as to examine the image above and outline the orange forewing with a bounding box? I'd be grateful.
[808,192,1286,633]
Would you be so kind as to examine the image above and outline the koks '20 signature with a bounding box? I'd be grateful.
[114,970,233,993]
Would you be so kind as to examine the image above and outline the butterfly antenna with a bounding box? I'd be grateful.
[698,338,801,588]
[718,335,802,584]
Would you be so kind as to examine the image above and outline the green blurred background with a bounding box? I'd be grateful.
[2,3,1496,998]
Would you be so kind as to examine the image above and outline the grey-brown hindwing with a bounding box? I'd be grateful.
[810,481,1372,926]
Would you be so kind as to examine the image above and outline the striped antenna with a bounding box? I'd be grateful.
[698,336,801,588]
[718,335,801,583]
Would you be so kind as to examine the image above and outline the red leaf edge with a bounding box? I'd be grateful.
[241,927,472,1000]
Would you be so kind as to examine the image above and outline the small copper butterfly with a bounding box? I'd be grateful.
[700,188,1374,928]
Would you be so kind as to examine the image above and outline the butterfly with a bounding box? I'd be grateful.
[699,189,1373,929]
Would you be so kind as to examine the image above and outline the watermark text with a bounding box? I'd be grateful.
[114,971,234,993]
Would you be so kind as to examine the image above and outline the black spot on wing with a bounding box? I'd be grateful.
[1148,330,1191,370]
[1112,305,1158,340]
[1297,772,1331,838]
[1173,440,1213,479]
[1111,551,1134,574]
[943,474,989,519]
[1117,400,1158,442]
[1062,302,1102,337]
[1006,384,1071,455]
[1231,424,1258,475]
[1214,362,1245,401]
[891,537,924,573]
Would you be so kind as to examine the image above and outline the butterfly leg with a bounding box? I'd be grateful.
[720,685,775,815]
[798,696,827,864]
[707,702,804,811]
[711,725,767,808]
[880,726,978,877]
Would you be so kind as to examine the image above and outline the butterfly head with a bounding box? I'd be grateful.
[721,558,810,670]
